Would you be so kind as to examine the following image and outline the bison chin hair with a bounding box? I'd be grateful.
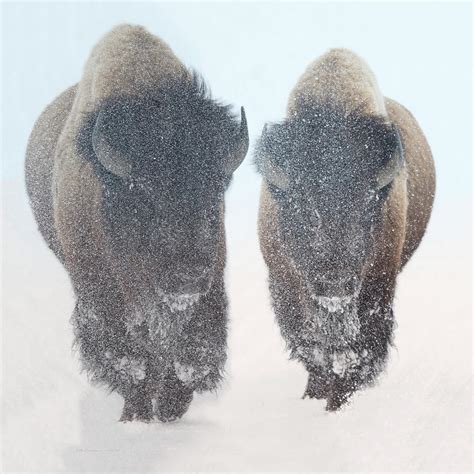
[128,271,213,313]
[159,291,202,313]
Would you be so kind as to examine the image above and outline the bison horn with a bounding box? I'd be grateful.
[376,125,404,190]
[92,109,132,179]
[226,106,249,175]
[260,124,290,190]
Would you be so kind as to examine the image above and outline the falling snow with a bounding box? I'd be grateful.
[2,3,472,472]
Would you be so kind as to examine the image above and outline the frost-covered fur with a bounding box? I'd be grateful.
[257,49,435,410]
[71,279,228,421]
[25,25,245,422]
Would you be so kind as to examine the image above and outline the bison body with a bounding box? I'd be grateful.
[256,49,435,410]
[25,25,248,421]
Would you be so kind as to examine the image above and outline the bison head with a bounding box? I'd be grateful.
[79,73,248,308]
[256,105,403,302]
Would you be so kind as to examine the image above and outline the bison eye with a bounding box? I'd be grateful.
[377,181,392,200]
[368,183,391,204]
[268,182,287,200]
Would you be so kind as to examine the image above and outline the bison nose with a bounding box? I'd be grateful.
[312,275,359,298]
[176,268,211,295]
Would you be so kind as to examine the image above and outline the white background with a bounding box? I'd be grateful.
[2,1,472,471]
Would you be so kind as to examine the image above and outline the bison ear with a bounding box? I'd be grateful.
[256,123,290,190]
[225,107,249,175]
[376,124,404,190]
[92,106,132,179]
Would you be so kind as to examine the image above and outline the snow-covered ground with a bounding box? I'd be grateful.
[2,2,472,472]
[2,180,472,472]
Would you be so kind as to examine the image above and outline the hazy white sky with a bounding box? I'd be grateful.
[2,1,472,246]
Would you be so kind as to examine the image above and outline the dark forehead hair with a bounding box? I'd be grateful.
[78,70,241,188]
[256,102,399,195]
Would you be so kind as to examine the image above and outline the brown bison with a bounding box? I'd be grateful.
[25,25,248,422]
[255,49,435,410]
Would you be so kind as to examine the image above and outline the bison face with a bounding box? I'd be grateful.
[256,107,403,300]
[78,75,248,307]
[100,173,227,299]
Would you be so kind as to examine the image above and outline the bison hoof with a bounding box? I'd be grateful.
[154,372,194,422]
[154,389,193,422]
[120,394,153,423]
[325,389,353,412]
[303,371,331,400]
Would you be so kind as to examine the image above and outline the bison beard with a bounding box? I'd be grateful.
[268,274,395,410]
[72,278,228,422]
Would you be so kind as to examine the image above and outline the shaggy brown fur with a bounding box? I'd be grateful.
[257,49,435,410]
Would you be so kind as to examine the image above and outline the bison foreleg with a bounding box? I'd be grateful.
[72,300,154,421]
[153,368,193,422]
[173,287,228,393]
[303,368,331,400]
[322,298,395,410]
[120,387,154,422]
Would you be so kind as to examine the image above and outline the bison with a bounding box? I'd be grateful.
[255,49,435,410]
[25,24,248,422]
